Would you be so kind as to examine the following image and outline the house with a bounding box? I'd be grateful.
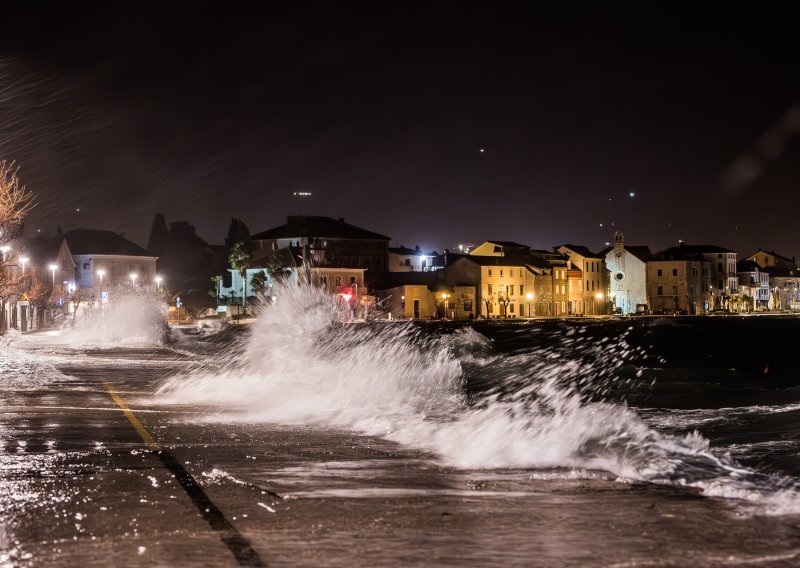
[647,245,712,315]
[217,246,366,316]
[555,244,611,315]
[65,229,158,289]
[601,231,651,314]
[742,248,799,311]
[388,245,443,272]
[250,216,390,273]
[666,243,737,307]
[744,249,796,271]
[736,260,770,311]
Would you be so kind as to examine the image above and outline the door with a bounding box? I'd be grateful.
[413,299,420,319]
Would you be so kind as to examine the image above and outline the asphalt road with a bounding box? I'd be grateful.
[3,344,800,567]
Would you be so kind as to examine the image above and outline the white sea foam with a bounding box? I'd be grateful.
[17,293,168,347]
[156,281,800,514]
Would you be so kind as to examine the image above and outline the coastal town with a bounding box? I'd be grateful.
[2,213,799,332]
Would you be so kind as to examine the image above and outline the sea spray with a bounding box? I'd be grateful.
[22,291,169,346]
[156,280,800,513]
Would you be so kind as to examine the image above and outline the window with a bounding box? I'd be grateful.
[510,304,515,313]
[509,285,514,296]
[487,284,493,294]
[335,276,341,286]
[464,300,473,312]
[718,263,723,272]
[657,269,663,277]
[520,285,524,296]
[658,286,664,295]
[500,269,504,276]
[510,269,514,277]
[488,269,492,277]
[83,262,90,270]
[672,286,678,296]
[672,268,678,277]
[403,258,411,266]
[350,276,357,285]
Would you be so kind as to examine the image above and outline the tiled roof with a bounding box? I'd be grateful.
[557,244,601,258]
[64,229,154,257]
[251,216,390,241]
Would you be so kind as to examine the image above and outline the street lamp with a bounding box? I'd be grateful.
[440,292,449,319]
[526,292,533,317]
[49,263,58,287]
[19,256,28,275]
[0,245,9,260]
[155,276,162,290]
[129,273,138,287]
[595,292,604,315]
[97,269,105,288]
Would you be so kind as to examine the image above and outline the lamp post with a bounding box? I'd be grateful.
[155,276,162,290]
[49,264,58,288]
[130,273,138,287]
[97,269,105,289]
[526,292,533,318]
[440,292,449,319]
[0,245,9,261]
[595,292,604,316]
[20,256,28,275]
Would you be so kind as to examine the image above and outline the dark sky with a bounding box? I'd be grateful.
[1,3,799,256]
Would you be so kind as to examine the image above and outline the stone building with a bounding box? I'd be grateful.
[601,232,651,314]
[647,245,712,315]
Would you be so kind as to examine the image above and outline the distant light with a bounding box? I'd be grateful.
[479,148,485,153]
[605,242,611,246]
[526,292,533,300]
[596,293,604,300]
[293,192,312,197]
[49,263,58,271]
[599,223,604,228]
[0,245,10,253]
[629,192,636,198]
[76,208,80,212]
[342,294,352,302]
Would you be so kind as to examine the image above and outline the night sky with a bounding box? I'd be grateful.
[1,3,799,256]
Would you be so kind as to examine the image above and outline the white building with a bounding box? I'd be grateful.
[602,232,651,314]
[388,245,443,272]
[65,229,159,290]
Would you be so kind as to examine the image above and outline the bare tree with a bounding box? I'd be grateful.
[0,161,35,333]
[481,292,495,319]
[0,161,35,249]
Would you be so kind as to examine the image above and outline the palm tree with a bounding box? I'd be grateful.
[228,242,251,315]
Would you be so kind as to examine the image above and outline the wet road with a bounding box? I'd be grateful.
[3,345,800,567]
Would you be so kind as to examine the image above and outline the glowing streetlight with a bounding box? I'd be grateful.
[19,256,28,275]
[596,293,604,300]
[97,269,105,287]
[130,273,138,287]
[49,263,58,287]
[526,292,534,317]
[440,292,449,319]
[155,276,162,290]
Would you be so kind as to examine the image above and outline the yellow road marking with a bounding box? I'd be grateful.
[102,380,162,451]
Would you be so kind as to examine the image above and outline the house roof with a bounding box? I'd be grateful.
[736,259,762,273]
[389,246,437,256]
[600,245,653,262]
[557,244,601,259]
[651,246,709,262]
[671,243,734,254]
[251,216,390,241]
[64,229,154,257]
[484,240,529,248]
[766,265,799,278]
